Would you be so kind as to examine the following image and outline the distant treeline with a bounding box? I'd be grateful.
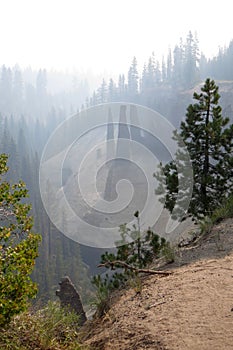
[87,31,233,108]
[0,66,90,120]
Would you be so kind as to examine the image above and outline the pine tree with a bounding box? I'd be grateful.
[156,79,233,218]
[161,56,167,82]
[118,74,126,100]
[0,66,12,115]
[147,53,156,88]
[127,57,138,101]
[36,69,47,99]
[36,69,47,119]
[12,67,23,115]
[166,48,172,84]
[140,64,147,93]
[108,78,117,102]
[183,31,200,88]
[172,41,184,88]
[97,79,107,104]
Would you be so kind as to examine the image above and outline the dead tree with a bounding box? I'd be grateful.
[56,276,87,326]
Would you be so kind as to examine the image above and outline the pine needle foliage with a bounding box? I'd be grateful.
[156,79,233,219]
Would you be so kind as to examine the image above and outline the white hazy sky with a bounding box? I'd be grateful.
[1,0,232,75]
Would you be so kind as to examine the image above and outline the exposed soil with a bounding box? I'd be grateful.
[82,218,233,349]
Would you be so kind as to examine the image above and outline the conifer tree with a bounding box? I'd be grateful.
[156,79,233,218]
[183,31,200,88]
[166,48,172,83]
[172,39,184,88]
[108,78,117,102]
[97,79,107,104]
[127,57,138,101]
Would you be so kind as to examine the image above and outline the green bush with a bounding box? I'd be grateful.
[0,154,41,326]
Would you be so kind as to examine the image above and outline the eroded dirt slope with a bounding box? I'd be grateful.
[83,219,233,350]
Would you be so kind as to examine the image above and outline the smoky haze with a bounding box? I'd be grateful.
[1,0,233,74]
[1,0,233,304]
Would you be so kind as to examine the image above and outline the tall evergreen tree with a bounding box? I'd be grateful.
[127,57,138,101]
[108,78,117,102]
[183,31,200,88]
[161,56,167,82]
[36,69,47,98]
[0,66,12,115]
[36,69,47,119]
[156,79,233,218]
[147,53,156,88]
[166,48,172,83]
[118,74,126,100]
[97,79,107,104]
[154,59,161,84]
[12,67,23,114]
[172,40,184,88]
[141,64,148,93]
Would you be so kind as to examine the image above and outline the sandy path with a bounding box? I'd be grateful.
[83,220,233,349]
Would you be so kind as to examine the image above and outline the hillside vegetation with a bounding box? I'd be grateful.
[1,209,233,349]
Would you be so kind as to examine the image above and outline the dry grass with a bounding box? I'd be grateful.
[0,301,88,350]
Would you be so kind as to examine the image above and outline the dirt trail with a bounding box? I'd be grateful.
[83,219,233,349]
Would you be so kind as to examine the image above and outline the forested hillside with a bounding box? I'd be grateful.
[88,32,233,125]
[1,31,233,304]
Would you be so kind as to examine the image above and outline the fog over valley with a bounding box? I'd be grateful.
[1,3,233,348]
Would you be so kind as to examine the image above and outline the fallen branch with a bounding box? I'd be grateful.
[149,300,167,308]
[97,260,172,275]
